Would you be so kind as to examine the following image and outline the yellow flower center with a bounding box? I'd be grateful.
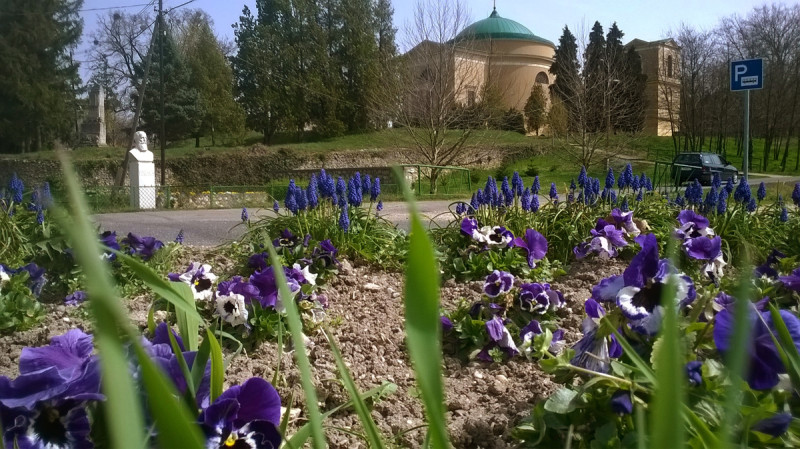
[224,434,237,446]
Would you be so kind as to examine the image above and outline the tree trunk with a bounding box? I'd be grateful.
[429,168,439,194]
[780,132,792,171]
[195,135,200,148]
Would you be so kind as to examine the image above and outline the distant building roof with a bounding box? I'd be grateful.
[454,8,555,47]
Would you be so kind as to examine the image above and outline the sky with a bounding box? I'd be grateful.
[75,0,770,83]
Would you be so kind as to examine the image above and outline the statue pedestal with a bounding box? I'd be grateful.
[129,150,156,209]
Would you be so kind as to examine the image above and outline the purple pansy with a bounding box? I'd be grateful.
[199,377,282,449]
[754,250,786,279]
[686,361,703,386]
[714,306,800,390]
[511,228,548,268]
[0,330,103,449]
[574,221,628,260]
[477,316,519,361]
[674,210,715,240]
[683,235,726,281]
[609,208,641,237]
[752,412,793,438]
[99,231,121,261]
[441,316,453,333]
[610,390,633,415]
[517,283,564,314]
[168,262,218,301]
[123,232,164,261]
[615,241,696,335]
[249,266,303,311]
[779,267,800,292]
[519,320,565,358]
[570,299,622,373]
[312,239,339,267]
[218,276,261,304]
[483,270,514,298]
[64,291,87,306]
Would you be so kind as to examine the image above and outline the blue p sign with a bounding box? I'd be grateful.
[730,59,763,91]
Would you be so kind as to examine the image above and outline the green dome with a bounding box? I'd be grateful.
[454,8,554,47]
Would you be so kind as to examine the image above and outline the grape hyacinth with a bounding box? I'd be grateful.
[549,182,557,201]
[511,171,524,196]
[530,193,540,212]
[578,166,588,187]
[370,177,380,201]
[711,172,721,190]
[338,206,350,232]
[746,197,757,213]
[9,173,23,204]
[175,229,184,244]
[605,168,615,189]
[307,175,319,209]
[273,200,279,213]
[717,195,727,214]
[532,175,541,195]
[734,178,751,204]
[757,182,766,202]
[361,174,371,196]
[792,183,800,207]
[781,207,789,222]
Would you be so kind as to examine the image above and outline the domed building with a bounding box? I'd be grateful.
[404,7,680,136]
[450,7,555,111]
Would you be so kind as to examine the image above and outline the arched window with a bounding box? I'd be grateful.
[535,71,549,84]
[667,55,673,78]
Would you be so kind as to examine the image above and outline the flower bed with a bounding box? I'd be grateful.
[2,165,800,448]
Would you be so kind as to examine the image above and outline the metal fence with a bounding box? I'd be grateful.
[76,165,472,213]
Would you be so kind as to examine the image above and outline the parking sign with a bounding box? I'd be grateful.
[730,59,763,91]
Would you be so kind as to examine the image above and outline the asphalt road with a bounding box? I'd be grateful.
[93,200,461,247]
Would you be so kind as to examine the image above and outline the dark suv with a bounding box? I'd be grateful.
[671,152,739,185]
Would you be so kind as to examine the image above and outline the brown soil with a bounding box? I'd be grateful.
[0,253,628,448]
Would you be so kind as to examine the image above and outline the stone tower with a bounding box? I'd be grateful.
[627,38,682,136]
[80,85,107,146]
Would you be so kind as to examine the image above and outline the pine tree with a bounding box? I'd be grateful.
[584,21,606,133]
[337,0,380,131]
[133,24,203,144]
[181,13,245,146]
[549,26,580,131]
[370,0,399,128]
[524,84,547,135]
[0,0,83,153]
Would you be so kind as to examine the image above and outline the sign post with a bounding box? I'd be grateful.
[730,58,763,181]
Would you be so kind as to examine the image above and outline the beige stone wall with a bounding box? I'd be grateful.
[630,39,681,136]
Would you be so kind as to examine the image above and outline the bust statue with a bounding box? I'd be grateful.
[129,131,153,162]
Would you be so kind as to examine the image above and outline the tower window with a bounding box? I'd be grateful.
[667,55,673,78]
[535,71,549,84]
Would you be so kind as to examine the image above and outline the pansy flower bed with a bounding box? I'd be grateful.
[4,165,800,448]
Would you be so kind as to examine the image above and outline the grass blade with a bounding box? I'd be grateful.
[650,241,685,448]
[191,334,212,397]
[167,326,195,402]
[323,328,386,448]
[394,166,450,449]
[205,329,225,403]
[132,342,204,448]
[265,241,326,448]
[56,153,146,449]
[716,258,753,448]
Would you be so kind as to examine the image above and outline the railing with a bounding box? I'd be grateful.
[72,169,472,214]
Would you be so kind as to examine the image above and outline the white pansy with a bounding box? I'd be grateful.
[215,293,249,326]
[294,263,317,286]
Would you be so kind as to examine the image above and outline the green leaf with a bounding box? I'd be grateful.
[394,166,449,449]
[323,329,385,448]
[147,305,156,336]
[191,335,211,396]
[266,241,325,449]
[205,329,224,403]
[543,387,579,414]
[132,342,204,448]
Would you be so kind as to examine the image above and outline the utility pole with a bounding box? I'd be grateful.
[158,0,166,186]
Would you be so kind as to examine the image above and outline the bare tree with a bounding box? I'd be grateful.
[550,22,646,168]
[88,10,155,114]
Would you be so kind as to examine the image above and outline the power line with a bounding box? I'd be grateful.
[80,3,152,13]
